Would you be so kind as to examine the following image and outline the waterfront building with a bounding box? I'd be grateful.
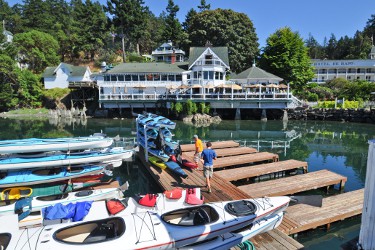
[310,46,375,84]
[97,45,230,108]
[151,41,185,63]
[43,63,94,89]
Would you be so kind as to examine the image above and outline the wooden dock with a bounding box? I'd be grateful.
[238,169,347,198]
[136,140,363,248]
[215,159,308,182]
[280,189,364,235]
[185,146,258,158]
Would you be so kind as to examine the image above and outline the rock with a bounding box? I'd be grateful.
[182,113,222,126]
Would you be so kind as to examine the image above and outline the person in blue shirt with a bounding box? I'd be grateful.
[200,142,217,193]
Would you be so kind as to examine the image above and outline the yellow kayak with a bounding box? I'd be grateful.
[1,187,32,200]
[149,156,167,170]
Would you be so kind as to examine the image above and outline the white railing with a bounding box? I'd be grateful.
[99,92,294,101]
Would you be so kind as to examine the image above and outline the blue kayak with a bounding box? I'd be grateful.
[165,161,188,179]
[0,147,132,170]
[0,165,104,188]
[137,114,176,129]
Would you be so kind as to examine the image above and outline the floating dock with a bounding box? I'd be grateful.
[137,140,363,248]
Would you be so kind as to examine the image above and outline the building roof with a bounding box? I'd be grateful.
[188,47,229,68]
[43,63,89,77]
[230,64,283,83]
[106,62,188,74]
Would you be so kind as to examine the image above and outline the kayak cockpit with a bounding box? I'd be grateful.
[54,217,125,244]
[162,205,219,226]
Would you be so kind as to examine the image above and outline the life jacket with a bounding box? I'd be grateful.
[185,188,204,205]
[138,194,157,207]
[106,199,126,215]
[164,188,182,199]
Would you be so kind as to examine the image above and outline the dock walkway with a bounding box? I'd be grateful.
[185,147,258,157]
[180,140,239,152]
[215,159,308,182]
[238,169,347,198]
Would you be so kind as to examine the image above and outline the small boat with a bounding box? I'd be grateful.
[181,159,198,169]
[0,135,114,154]
[137,127,158,139]
[1,196,290,249]
[0,176,113,200]
[0,165,105,188]
[180,211,284,250]
[149,156,167,170]
[0,186,126,217]
[165,161,188,178]
[138,113,176,129]
[0,147,133,170]
[160,127,173,138]
[147,147,170,162]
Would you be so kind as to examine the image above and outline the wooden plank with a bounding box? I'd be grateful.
[285,189,364,234]
[249,229,304,250]
[213,152,279,169]
[215,160,308,181]
[238,170,347,198]
[185,147,257,157]
[180,140,240,152]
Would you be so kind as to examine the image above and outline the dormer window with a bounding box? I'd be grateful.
[205,54,212,65]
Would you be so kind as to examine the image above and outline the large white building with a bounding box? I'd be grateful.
[310,46,375,83]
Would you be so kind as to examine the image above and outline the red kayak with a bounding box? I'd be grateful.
[70,173,105,183]
[182,159,198,169]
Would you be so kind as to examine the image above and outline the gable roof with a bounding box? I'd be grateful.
[188,47,229,69]
[43,63,90,78]
[106,62,188,74]
[231,64,283,83]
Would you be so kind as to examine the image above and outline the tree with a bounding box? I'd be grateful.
[105,0,148,61]
[16,69,43,107]
[305,33,325,59]
[13,30,60,73]
[71,0,107,60]
[162,0,184,46]
[259,27,314,91]
[0,53,18,111]
[325,33,338,59]
[187,9,259,73]
[198,0,210,12]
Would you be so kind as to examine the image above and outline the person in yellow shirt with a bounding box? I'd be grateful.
[193,135,203,164]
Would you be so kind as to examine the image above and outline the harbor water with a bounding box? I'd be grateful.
[0,116,371,249]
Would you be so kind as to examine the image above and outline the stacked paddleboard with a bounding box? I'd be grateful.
[137,113,189,178]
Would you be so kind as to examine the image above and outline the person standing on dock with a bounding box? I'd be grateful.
[193,135,203,164]
[201,142,217,193]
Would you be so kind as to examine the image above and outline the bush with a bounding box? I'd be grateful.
[198,102,210,114]
[184,100,197,115]
[174,102,183,114]
[307,93,318,102]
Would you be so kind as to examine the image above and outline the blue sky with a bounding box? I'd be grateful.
[143,0,375,48]
[6,0,375,48]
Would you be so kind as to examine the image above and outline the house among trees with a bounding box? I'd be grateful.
[151,41,185,63]
[43,63,93,89]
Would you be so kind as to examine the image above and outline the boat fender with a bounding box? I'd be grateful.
[138,194,158,207]
[106,199,126,215]
[164,188,182,199]
[185,188,204,205]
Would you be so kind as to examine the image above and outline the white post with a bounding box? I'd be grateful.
[358,140,375,250]
[287,83,290,98]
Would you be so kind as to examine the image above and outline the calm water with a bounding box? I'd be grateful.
[1,116,373,249]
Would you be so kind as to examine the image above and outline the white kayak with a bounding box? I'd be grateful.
[0,147,133,170]
[0,135,114,154]
[1,194,290,250]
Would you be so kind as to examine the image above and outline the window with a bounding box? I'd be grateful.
[161,74,168,81]
[131,75,138,81]
[118,75,124,81]
[176,75,182,81]
[139,74,145,81]
[125,75,131,81]
[205,54,213,65]
[347,76,351,80]
[168,75,175,81]
[366,76,371,80]
[203,71,209,80]
[110,75,117,81]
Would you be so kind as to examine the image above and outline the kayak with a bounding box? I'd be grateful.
[0,165,104,188]
[165,161,188,179]
[0,135,113,154]
[149,156,167,170]
[182,159,198,169]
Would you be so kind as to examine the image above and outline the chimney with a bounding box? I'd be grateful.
[171,49,176,64]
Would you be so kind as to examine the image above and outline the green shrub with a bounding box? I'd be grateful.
[184,100,197,115]
[307,93,318,102]
[174,102,183,114]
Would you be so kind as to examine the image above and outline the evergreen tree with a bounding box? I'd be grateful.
[0,53,18,111]
[105,0,148,61]
[260,27,314,91]
[325,34,338,59]
[187,9,259,73]
[162,0,184,46]
[198,0,210,12]
[305,33,324,59]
